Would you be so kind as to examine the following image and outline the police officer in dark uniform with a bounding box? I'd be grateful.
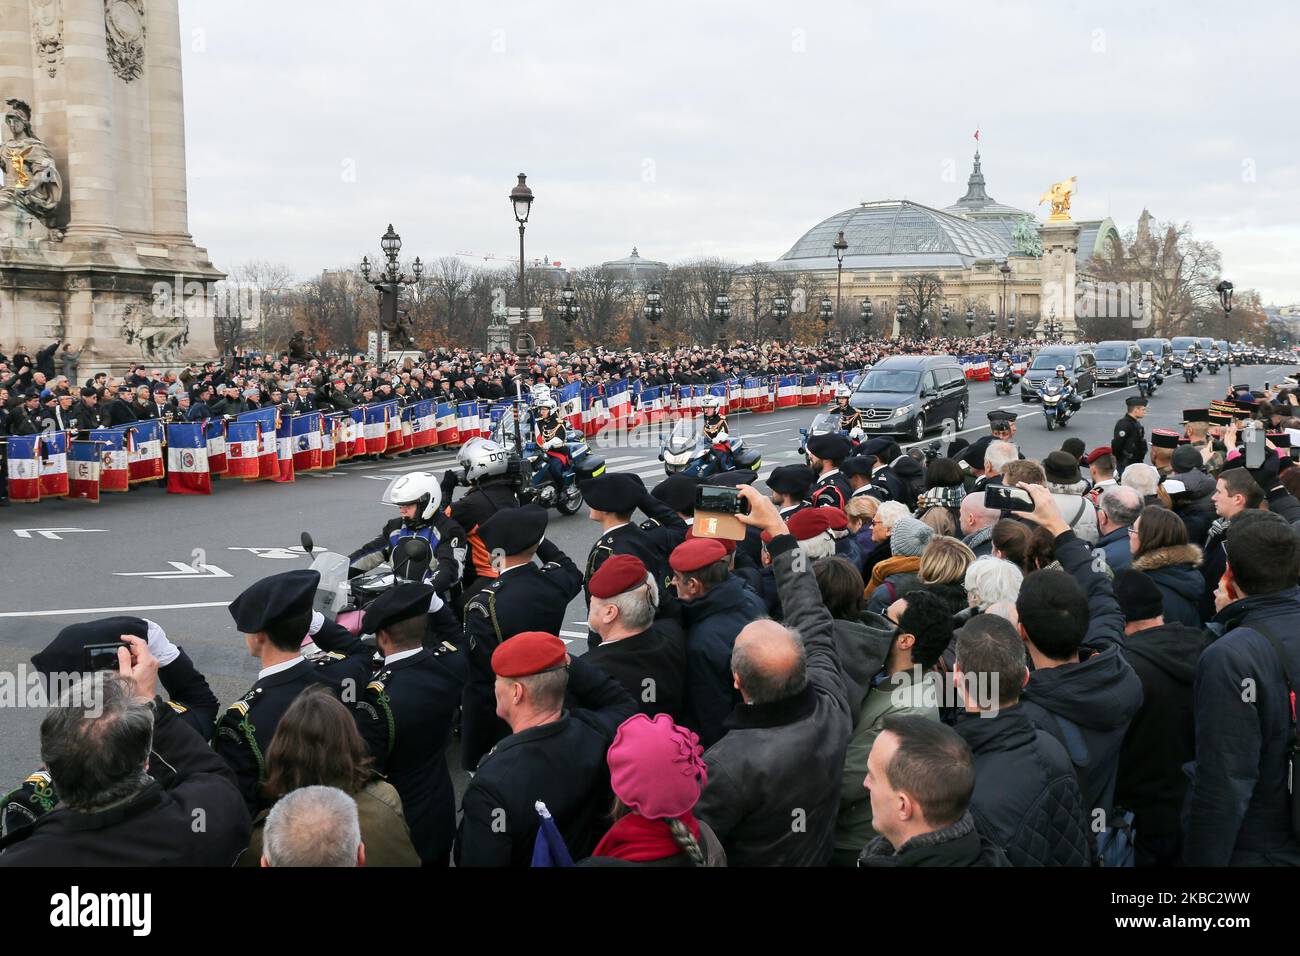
[454,631,636,866]
[841,456,878,500]
[766,463,816,516]
[460,505,583,771]
[958,410,1019,476]
[214,570,374,813]
[1113,396,1149,476]
[353,584,467,867]
[807,432,854,509]
[581,473,685,617]
[643,474,698,556]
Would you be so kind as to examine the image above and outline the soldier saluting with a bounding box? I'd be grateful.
[1113,396,1149,476]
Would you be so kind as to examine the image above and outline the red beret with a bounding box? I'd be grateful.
[491,632,567,678]
[589,554,649,599]
[669,537,728,574]
[685,524,736,554]
[787,507,833,540]
[822,507,848,531]
[1085,446,1112,465]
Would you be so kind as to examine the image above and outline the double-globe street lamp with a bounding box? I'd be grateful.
[360,223,423,357]
[965,306,975,336]
[773,294,789,325]
[643,285,664,350]
[860,299,873,337]
[558,282,580,350]
[819,295,834,338]
[712,292,732,347]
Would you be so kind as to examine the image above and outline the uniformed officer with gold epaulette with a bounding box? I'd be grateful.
[214,570,374,813]
[580,473,682,621]
[353,583,466,866]
[460,505,582,771]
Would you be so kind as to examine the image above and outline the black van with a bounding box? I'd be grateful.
[1136,337,1174,371]
[849,355,969,442]
[1020,346,1098,401]
[1093,340,1141,386]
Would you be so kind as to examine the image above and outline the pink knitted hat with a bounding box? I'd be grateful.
[606,713,708,819]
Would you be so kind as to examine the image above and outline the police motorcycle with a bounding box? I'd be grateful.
[659,418,761,478]
[1037,364,1081,431]
[1206,349,1222,375]
[991,352,1018,396]
[798,386,866,464]
[1135,352,1163,398]
[301,530,436,639]
[1178,351,1199,384]
[489,398,605,515]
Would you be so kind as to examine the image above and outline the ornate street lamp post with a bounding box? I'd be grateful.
[819,294,834,338]
[712,292,732,348]
[558,281,580,349]
[359,223,422,358]
[1217,280,1234,387]
[860,299,873,337]
[940,303,950,337]
[832,229,849,337]
[643,284,664,350]
[965,306,975,336]
[987,307,997,337]
[773,293,789,325]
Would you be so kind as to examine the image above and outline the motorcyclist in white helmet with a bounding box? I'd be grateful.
[701,393,733,471]
[349,470,468,599]
[833,384,863,440]
[440,437,521,587]
[533,397,570,487]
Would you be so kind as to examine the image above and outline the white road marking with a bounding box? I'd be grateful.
[113,562,232,580]
[13,528,107,540]
[0,601,232,618]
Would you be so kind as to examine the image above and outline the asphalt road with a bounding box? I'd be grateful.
[0,362,1288,785]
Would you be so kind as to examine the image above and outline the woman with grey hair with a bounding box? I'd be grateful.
[960,556,1025,617]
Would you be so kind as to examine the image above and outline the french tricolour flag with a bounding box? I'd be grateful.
[412,400,437,448]
[38,431,70,499]
[205,420,228,475]
[291,413,322,472]
[274,414,296,482]
[435,401,458,446]
[68,440,102,501]
[5,434,40,502]
[90,428,129,492]
[166,423,212,495]
[127,421,164,484]
[225,420,261,479]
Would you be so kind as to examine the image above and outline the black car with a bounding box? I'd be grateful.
[1020,346,1098,402]
[1093,340,1141,387]
[849,355,969,442]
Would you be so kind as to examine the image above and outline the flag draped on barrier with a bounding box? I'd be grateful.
[225,420,261,479]
[291,413,322,472]
[126,421,164,484]
[411,400,436,448]
[90,428,129,492]
[204,420,228,475]
[363,403,390,455]
[274,414,296,482]
[237,407,281,480]
[165,423,212,495]
[38,431,69,499]
[6,434,40,502]
[434,401,458,446]
[69,440,102,501]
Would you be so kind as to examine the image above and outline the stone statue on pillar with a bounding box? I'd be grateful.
[0,97,63,236]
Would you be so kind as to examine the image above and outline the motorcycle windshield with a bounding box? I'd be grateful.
[666,419,705,454]
[993,362,1010,373]
[492,408,535,447]
[809,413,840,433]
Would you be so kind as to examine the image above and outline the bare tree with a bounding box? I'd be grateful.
[897,272,945,336]
[227,259,297,354]
[571,265,626,347]
[427,256,475,343]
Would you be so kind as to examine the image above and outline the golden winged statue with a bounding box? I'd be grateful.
[1038,177,1077,221]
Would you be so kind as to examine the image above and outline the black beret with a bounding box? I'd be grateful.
[860,437,898,459]
[947,437,970,458]
[651,475,699,514]
[228,569,318,634]
[80,386,96,398]
[765,464,816,496]
[1126,396,1149,409]
[1112,569,1165,623]
[480,503,548,555]
[362,582,435,636]
[580,473,644,513]
[838,457,876,479]
[31,616,148,677]
[806,432,853,462]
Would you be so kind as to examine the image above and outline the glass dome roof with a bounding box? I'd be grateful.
[777,200,1011,268]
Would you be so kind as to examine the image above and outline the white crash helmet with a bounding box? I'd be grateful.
[836,385,853,400]
[701,395,723,412]
[387,471,441,520]
[531,385,552,404]
[1144,350,1154,358]
[535,397,558,413]
[1055,364,1067,376]
[457,437,509,484]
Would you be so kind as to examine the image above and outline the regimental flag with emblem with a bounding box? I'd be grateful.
[225,420,261,479]
[291,413,322,472]
[274,412,295,482]
[126,420,164,484]
[89,428,129,492]
[204,419,228,475]
[68,439,102,501]
[456,401,482,442]
[165,422,212,495]
[37,431,70,499]
[434,401,458,446]
[411,399,436,449]
[5,434,40,502]
[333,412,354,461]
[397,405,415,453]
[386,402,404,452]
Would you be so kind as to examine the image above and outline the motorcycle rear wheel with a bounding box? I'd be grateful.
[555,484,584,515]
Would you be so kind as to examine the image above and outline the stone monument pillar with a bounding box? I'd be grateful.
[1037,176,1080,342]
[0,0,222,376]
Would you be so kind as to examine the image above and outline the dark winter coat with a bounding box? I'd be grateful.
[857,811,1011,867]
[1185,587,1300,866]
[681,574,768,748]
[695,535,853,867]
[1116,622,1207,866]
[954,707,1091,866]
[1131,544,1205,628]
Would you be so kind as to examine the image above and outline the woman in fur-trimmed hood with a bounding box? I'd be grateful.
[1130,505,1204,628]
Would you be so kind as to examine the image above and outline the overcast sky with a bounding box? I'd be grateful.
[178,0,1300,304]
